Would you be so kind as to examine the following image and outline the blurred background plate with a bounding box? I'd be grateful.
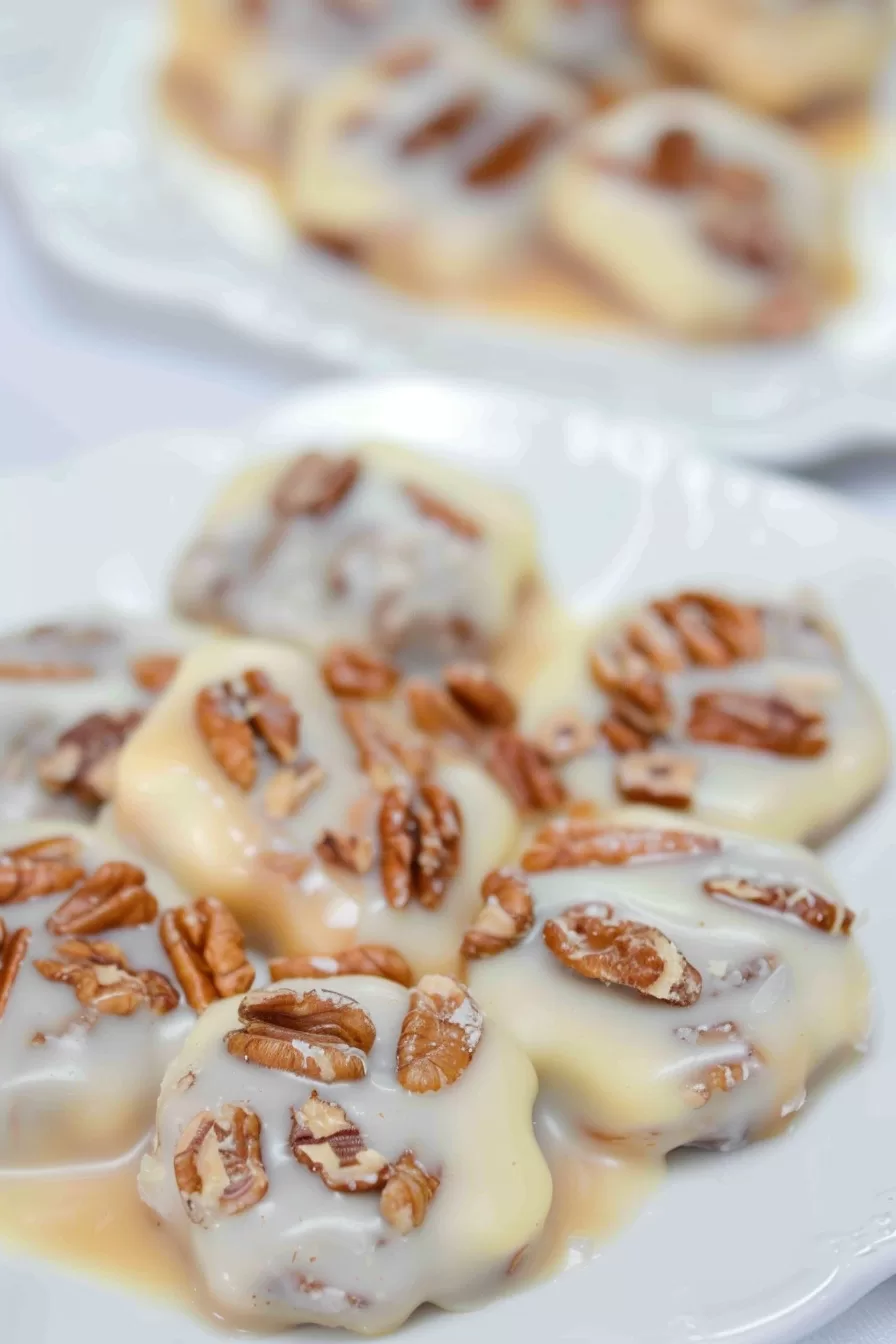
[1,0,896,463]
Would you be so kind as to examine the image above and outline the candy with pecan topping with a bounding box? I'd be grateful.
[271,452,361,519]
[269,944,413,987]
[225,986,376,1081]
[0,919,29,1019]
[462,869,534,960]
[160,897,255,1012]
[522,819,720,872]
[615,751,698,810]
[0,835,84,904]
[321,645,400,700]
[543,903,702,1006]
[397,975,483,1093]
[34,938,179,1016]
[174,1105,268,1226]
[290,1091,389,1192]
[443,663,517,729]
[378,785,462,911]
[380,1151,440,1234]
[46,860,158,936]
[688,691,827,758]
[487,730,567,812]
[704,876,854,935]
[38,709,143,807]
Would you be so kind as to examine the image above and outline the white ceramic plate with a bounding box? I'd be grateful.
[1,374,896,1344]
[2,0,896,465]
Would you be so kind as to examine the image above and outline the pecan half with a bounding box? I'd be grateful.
[646,128,704,190]
[522,819,720,872]
[271,452,361,519]
[270,945,413,987]
[321,645,400,700]
[397,975,483,1093]
[404,680,481,747]
[195,683,257,789]
[0,835,84,904]
[46,861,158,936]
[381,1151,440,1234]
[130,654,180,694]
[290,1092,389,1192]
[160,897,255,1011]
[543,903,702,1006]
[624,610,686,673]
[196,668,300,789]
[264,762,326,820]
[591,644,672,750]
[534,710,598,764]
[0,920,30,1019]
[402,94,484,155]
[225,986,375,1081]
[465,114,557,187]
[34,939,179,1015]
[704,876,854,935]
[653,593,764,667]
[341,704,433,791]
[615,751,698,810]
[38,710,143,807]
[462,869,534,960]
[315,830,374,875]
[379,785,462,911]
[404,484,482,540]
[174,1105,268,1225]
[487,731,567,812]
[443,664,517,729]
[688,691,827,758]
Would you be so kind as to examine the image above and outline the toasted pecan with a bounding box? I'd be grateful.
[225,986,375,1081]
[269,944,413,987]
[271,452,361,519]
[462,869,534,960]
[378,784,462,911]
[688,691,827,758]
[704,876,854,935]
[160,898,255,1012]
[46,861,158,936]
[196,668,301,790]
[341,704,433,791]
[465,114,557,186]
[290,1091,389,1192]
[443,663,517,729]
[321,645,400,700]
[130,653,180,694]
[402,94,484,155]
[404,484,482,540]
[522,819,720,872]
[404,679,481,747]
[0,921,30,1019]
[0,835,84,905]
[615,750,698,810]
[487,730,567,812]
[38,710,143,807]
[315,829,374,875]
[34,939,179,1016]
[543,903,702,1006]
[397,975,482,1093]
[174,1105,268,1225]
[380,1151,440,1234]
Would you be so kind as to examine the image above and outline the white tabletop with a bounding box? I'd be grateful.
[1,185,895,1344]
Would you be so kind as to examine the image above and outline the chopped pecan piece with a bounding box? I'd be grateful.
[443,663,517,729]
[0,920,30,1019]
[225,986,375,1081]
[315,829,374,875]
[321,645,400,700]
[264,762,325,820]
[543,903,702,1006]
[404,680,480,747]
[0,835,84,904]
[380,1151,440,1234]
[624,610,686,672]
[397,975,483,1093]
[404,484,482,540]
[465,115,557,187]
[196,668,301,789]
[646,128,704,190]
[38,710,143,807]
[271,452,360,519]
[487,731,567,812]
[522,819,720,872]
[378,785,462,911]
[290,1091,389,1192]
[615,751,698,810]
[270,944,413,988]
[534,710,598,764]
[130,653,180,693]
[46,861,158,936]
[160,897,255,1011]
[34,939,179,1015]
[688,691,827,758]
[402,94,484,155]
[341,704,433,791]
[704,876,854,935]
[174,1105,268,1225]
[462,869,534,960]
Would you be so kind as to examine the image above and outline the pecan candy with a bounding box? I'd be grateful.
[225,986,376,1081]
[397,975,483,1093]
[174,1104,268,1226]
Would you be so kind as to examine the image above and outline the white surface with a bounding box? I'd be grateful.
[2,375,896,1344]
[4,0,896,464]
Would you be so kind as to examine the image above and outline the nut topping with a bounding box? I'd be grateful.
[130,654,180,693]
[462,869,534,960]
[225,986,376,1081]
[443,664,517,729]
[704,876,854,935]
[465,114,558,187]
[487,731,567,812]
[534,710,598,764]
[271,452,361,519]
[195,668,300,790]
[615,751,698,810]
[315,830,374,875]
[0,920,30,1019]
[379,785,462,911]
[652,593,764,667]
[0,835,84,904]
[380,1151,440,1234]
[688,691,827,758]
[174,1105,268,1225]
[396,975,483,1093]
[543,903,702,1006]
[160,897,255,1012]
[46,861,158,936]
[38,710,144,807]
[290,1092,389,1192]
[404,484,482,540]
[404,680,481,748]
[402,94,484,155]
[522,819,720,872]
[341,704,433,791]
[269,944,413,987]
[646,128,703,190]
[34,939,179,1016]
[321,646,400,700]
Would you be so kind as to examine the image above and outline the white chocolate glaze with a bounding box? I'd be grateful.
[639,0,893,115]
[171,441,538,667]
[542,90,839,339]
[469,808,869,1152]
[521,591,889,842]
[486,0,649,94]
[0,615,194,825]
[115,639,519,972]
[0,820,197,1168]
[139,975,551,1333]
